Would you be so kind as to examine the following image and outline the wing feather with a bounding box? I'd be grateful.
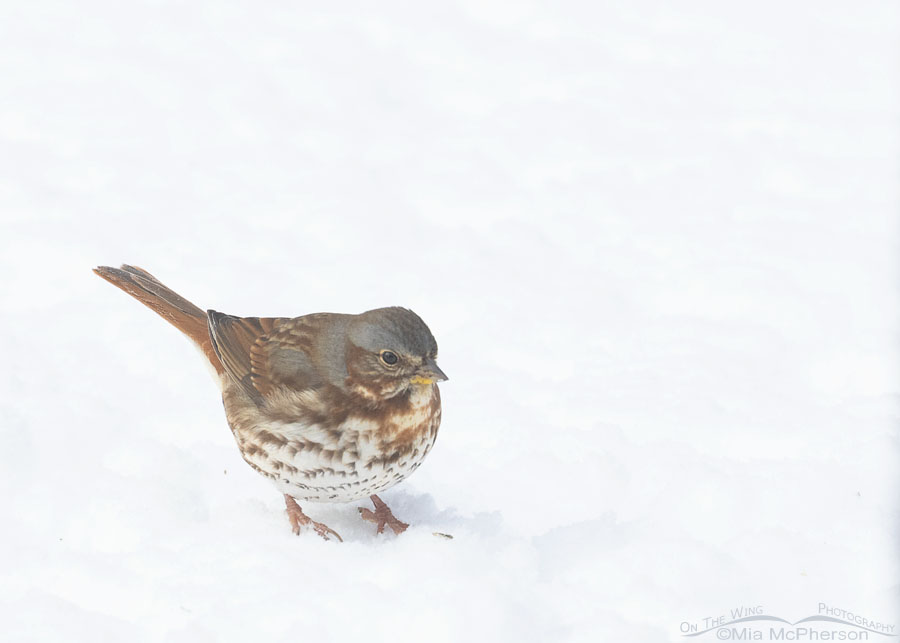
[206,312,326,403]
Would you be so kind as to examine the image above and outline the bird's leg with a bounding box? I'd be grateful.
[284,494,343,542]
[358,494,409,535]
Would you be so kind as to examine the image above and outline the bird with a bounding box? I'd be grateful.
[93,264,447,541]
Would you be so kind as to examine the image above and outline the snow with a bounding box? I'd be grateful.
[2,1,899,641]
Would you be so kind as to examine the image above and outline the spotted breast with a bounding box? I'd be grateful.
[223,377,442,502]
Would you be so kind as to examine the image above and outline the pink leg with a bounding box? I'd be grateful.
[358,494,409,535]
[284,494,343,542]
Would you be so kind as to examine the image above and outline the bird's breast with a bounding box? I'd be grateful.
[224,382,442,502]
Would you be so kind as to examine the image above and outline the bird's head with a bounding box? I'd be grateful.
[345,307,447,400]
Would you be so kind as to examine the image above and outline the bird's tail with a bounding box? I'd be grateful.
[93,264,224,375]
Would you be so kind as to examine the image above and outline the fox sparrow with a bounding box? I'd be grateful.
[93,265,447,541]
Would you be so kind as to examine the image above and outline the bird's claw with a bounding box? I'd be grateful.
[284,494,343,542]
[358,495,409,535]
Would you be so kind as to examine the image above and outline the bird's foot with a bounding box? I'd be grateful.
[284,495,343,542]
[358,494,409,535]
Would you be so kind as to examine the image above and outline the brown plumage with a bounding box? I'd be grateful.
[93,265,223,374]
[93,264,447,540]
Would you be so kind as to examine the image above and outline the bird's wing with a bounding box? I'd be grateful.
[207,312,325,403]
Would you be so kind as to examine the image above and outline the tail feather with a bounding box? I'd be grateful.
[93,265,224,374]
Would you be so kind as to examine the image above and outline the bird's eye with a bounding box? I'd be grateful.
[380,350,399,366]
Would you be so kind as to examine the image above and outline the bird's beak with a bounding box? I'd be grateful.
[410,358,448,385]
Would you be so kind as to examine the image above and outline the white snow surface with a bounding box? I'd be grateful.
[2,1,899,641]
